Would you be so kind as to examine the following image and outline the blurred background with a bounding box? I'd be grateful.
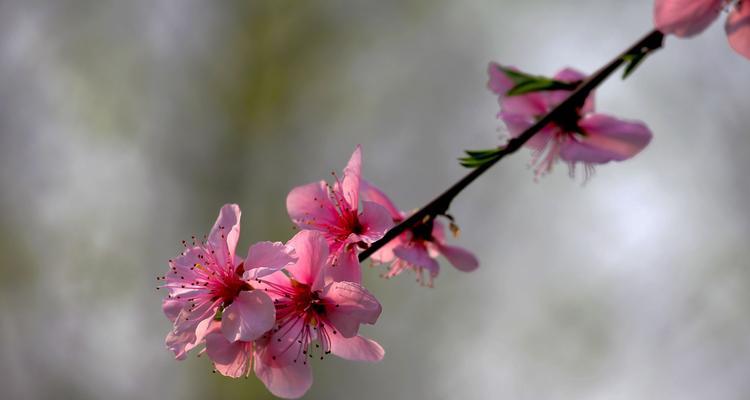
[1,0,749,399]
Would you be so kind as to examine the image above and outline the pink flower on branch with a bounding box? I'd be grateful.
[249,230,384,398]
[361,180,478,287]
[159,204,296,359]
[655,0,750,59]
[286,145,393,283]
[487,63,652,180]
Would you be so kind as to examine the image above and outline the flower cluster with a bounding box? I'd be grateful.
[158,3,742,398]
[159,146,478,398]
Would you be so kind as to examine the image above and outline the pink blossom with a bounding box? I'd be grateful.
[361,180,478,287]
[250,230,384,398]
[159,204,296,359]
[286,145,393,283]
[654,0,750,60]
[487,63,652,180]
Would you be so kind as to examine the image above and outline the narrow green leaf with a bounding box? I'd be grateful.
[507,80,578,96]
[622,51,648,79]
[497,65,578,96]
[459,148,503,168]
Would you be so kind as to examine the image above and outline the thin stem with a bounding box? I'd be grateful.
[359,29,664,262]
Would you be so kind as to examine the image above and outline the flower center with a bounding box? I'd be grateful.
[261,278,338,364]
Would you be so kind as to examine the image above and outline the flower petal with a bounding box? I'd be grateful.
[436,243,479,272]
[393,243,440,277]
[727,2,750,60]
[166,300,218,359]
[360,179,403,220]
[327,249,362,286]
[369,236,403,264]
[221,290,276,342]
[254,342,313,399]
[285,230,329,287]
[286,181,339,230]
[341,145,362,212]
[499,111,536,138]
[654,0,722,37]
[561,114,652,164]
[245,241,297,279]
[358,201,393,243]
[207,204,241,269]
[166,247,208,297]
[323,281,382,338]
[166,313,217,360]
[329,334,385,362]
[162,298,183,323]
[487,62,516,95]
[501,93,549,120]
[205,332,252,378]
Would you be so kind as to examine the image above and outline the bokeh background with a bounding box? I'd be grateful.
[2,0,749,399]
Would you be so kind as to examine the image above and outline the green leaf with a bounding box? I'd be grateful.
[497,66,579,97]
[213,307,223,321]
[622,51,648,79]
[507,80,579,96]
[459,148,502,168]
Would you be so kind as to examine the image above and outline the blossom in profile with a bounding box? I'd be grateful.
[252,230,384,398]
[159,204,296,359]
[286,145,392,283]
[487,63,652,179]
[360,180,478,287]
[654,0,750,59]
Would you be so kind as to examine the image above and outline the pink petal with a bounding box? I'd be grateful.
[487,62,516,95]
[322,281,382,338]
[254,343,313,399]
[266,318,307,364]
[205,332,252,378]
[245,241,297,279]
[285,230,329,287]
[500,92,549,119]
[253,270,294,304]
[341,145,362,212]
[654,0,722,37]
[436,243,479,272]
[560,114,652,164]
[162,298,183,323]
[166,247,208,297]
[207,204,241,269]
[369,235,403,264]
[329,334,385,362]
[221,290,275,342]
[553,67,587,83]
[165,330,194,361]
[499,111,536,138]
[430,219,447,243]
[727,2,750,60]
[327,248,362,285]
[166,315,216,360]
[358,201,393,243]
[167,301,218,359]
[360,179,403,220]
[393,243,440,278]
[286,181,339,230]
